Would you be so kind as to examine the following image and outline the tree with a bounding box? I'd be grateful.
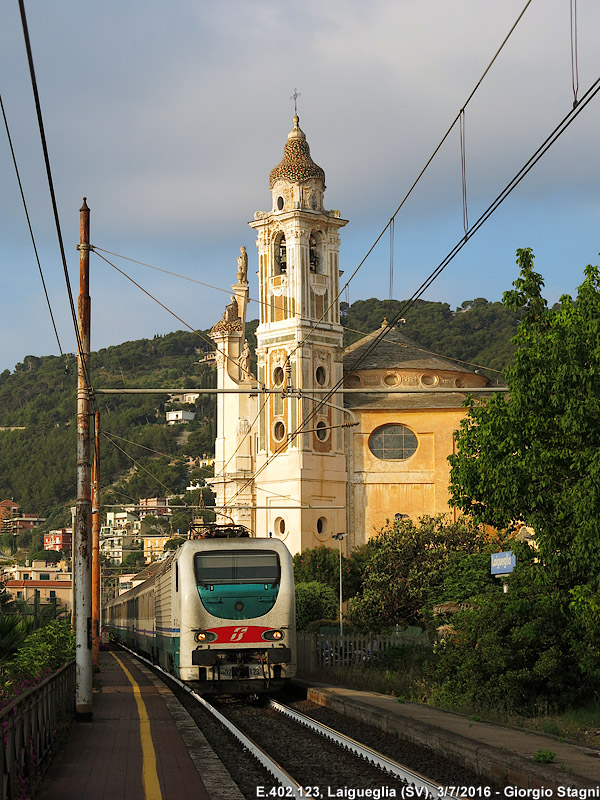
[450,251,600,584]
[449,249,600,680]
[295,582,338,630]
[293,546,364,601]
[164,537,185,552]
[347,515,501,632]
[121,549,145,570]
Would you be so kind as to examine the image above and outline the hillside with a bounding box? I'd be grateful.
[0,296,519,540]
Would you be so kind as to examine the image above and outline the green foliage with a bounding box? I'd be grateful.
[293,546,364,600]
[430,552,592,714]
[28,549,62,563]
[341,296,519,378]
[0,329,217,524]
[1,620,75,699]
[163,537,185,552]
[0,614,33,665]
[449,251,600,680]
[295,581,338,630]
[121,549,145,570]
[533,750,556,763]
[347,515,503,632]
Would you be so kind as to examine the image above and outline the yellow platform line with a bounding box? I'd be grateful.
[112,652,163,800]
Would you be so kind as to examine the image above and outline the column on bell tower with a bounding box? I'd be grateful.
[249,115,348,555]
[207,248,257,533]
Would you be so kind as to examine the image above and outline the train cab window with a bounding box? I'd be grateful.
[194,550,280,587]
[175,562,179,592]
[194,550,281,621]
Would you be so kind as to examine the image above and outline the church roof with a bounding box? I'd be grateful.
[344,392,470,411]
[269,115,326,188]
[343,322,482,375]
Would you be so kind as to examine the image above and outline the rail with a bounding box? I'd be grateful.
[269,699,447,798]
[0,661,75,800]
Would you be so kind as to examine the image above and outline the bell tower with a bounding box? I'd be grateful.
[249,114,348,554]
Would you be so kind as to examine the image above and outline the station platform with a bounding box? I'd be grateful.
[38,649,243,800]
[305,683,600,792]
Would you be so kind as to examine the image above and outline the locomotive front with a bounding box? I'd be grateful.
[177,538,296,693]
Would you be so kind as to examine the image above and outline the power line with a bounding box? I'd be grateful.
[18,0,91,391]
[345,73,600,375]
[286,0,534,364]
[93,250,266,389]
[90,246,504,374]
[0,93,65,363]
[223,70,600,507]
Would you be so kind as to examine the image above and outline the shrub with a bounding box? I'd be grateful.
[295,582,338,630]
[1,620,75,705]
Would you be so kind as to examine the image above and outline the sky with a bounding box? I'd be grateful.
[1,1,599,374]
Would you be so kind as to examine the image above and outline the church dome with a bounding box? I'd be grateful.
[269,115,326,189]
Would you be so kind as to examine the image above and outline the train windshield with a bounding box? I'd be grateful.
[194,550,280,586]
[194,549,281,621]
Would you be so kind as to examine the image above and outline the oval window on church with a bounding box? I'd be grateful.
[315,421,328,441]
[273,420,286,442]
[315,365,327,386]
[273,366,284,386]
[368,424,418,461]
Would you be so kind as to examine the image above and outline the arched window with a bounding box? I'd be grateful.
[368,424,418,461]
[276,234,287,274]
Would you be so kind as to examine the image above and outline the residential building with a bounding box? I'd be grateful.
[143,535,170,564]
[44,528,72,553]
[166,409,196,425]
[1,560,72,611]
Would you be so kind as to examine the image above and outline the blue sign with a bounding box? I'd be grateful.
[491,551,516,575]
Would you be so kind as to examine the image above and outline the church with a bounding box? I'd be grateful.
[207,114,489,556]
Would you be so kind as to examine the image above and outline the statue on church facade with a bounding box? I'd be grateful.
[239,339,252,378]
[224,295,239,322]
[210,294,242,335]
[237,246,248,283]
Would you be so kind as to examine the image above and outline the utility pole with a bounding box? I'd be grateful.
[91,408,100,669]
[74,198,93,721]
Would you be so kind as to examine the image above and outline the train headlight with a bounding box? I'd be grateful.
[195,630,218,643]
[262,629,284,641]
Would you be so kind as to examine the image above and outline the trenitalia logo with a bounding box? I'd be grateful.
[206,625,273,643]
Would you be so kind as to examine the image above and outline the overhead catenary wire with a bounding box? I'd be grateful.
[91,245,504,375]
[0,93,65,364]
[93,250,266,389]
[220,71,600,511]
[344,73,600,376]
[285,0,534,366]
[459,108,469,236]
[570,0,580,107]
[18,0,92,392]
[102,431,182,497]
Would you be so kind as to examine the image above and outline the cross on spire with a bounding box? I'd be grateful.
[290,88,301,115]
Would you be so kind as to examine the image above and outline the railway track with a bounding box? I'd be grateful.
[121,646,499,800]
[211,695,447,799]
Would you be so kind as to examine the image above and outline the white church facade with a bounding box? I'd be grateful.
[208,115,489,556]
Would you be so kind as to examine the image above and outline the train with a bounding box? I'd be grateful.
[104,531,297,694]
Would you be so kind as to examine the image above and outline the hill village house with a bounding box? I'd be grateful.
[207,114,489,557]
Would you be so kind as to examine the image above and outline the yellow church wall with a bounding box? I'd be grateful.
[350,406,465,544]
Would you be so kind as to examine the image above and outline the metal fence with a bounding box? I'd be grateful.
[297,628,431,672]
[0,660,75,800]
